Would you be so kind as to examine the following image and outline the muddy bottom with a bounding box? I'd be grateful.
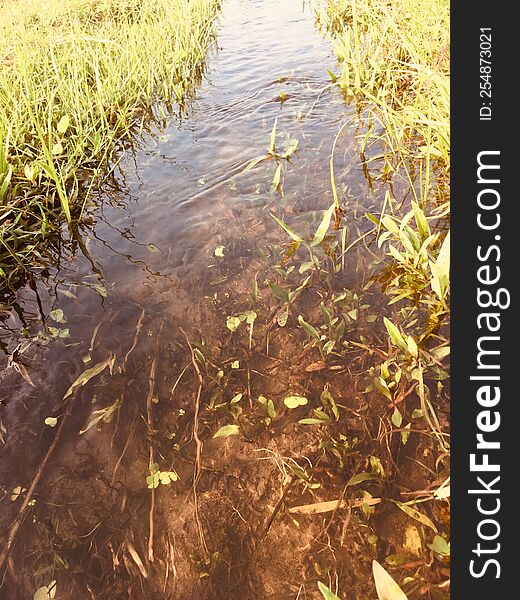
[0,0,449,598]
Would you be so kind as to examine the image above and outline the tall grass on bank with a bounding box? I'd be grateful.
[0,0,219,290]
[319,0,449,207]
[319,0,451,452]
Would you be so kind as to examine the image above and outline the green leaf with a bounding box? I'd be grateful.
[283,396,308,409]
[276,304,289,327]
[226,316,241,332]
[44,417,58,427]
[381,215,400,235]
[372,560,408,600]
[269,282,290,303]
[297,315,320,340]
[383,318,407,352]
[213,424,240,439]
[51,142,63,156]
[271,164,282,193]
[406,336,418,358]
[412,201,430,240]
[391,500,438,532]
[310,203,335,247]
[80,397,123,434]
[214,245,225,257]
[270,213,304,243]
[347,472,379,486]
[158,470,178,485]
[50,308,66,323]
[318,581,341,600]
[391,408,403,428]
[57,114,70,134]
[244,154,270,171]
[428,535,450,556]
[63,356,115,400]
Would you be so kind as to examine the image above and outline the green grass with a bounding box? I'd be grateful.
[319,0,449,208]
[0,0,219,291]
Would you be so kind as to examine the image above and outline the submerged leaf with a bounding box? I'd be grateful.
[213,424,240,439]
[383,318,407,352]
[63,356,115,400]
[392,500,438,532]
[317,581,341,600]
[372,560,408,600]
[283,395,308,409]
[80,397,123,434]
[271,164,282,193]
[270,213,304,243]
[311,203,335,247]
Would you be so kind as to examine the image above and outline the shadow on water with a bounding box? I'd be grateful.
[0,1,432,598]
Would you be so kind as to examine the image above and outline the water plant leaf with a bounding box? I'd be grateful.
[428,535,450,556]
[310,203,335,247]
[391,408,402,428]
[84,282,108,298]
[383,318,407,352]
[391,500,438,532]
[44,417,58,428]
[270,213,304,243]
[284,396,308,409]
[213,424,240,438]
[297,315,320,340]
[271,164,282,193]
[80,397,123,434]
[372,560,408,600]
[49,309,66,323]
[406,336,418,358]
[268,282,290,303]
[158,470,178,485]
[269,117,277,154]
[63,356,115,400]
[317,581,341,600]
[226,316,241,332]
[244,154,270,171]
[214,245,225,257]
[276,304,289,327]
[347,472,379,486]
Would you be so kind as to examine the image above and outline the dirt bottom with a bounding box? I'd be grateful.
[0,209,449,600]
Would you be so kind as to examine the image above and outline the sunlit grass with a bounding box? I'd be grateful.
[0,0,219,288]
[319,0,449,207]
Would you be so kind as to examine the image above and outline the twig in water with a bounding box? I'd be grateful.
[180,327,208,559]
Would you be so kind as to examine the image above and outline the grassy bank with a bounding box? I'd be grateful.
[0,0,219,291]
[312,1,450,594]
[320,0,449,205]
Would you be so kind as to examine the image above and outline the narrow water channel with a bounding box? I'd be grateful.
[0,1,394,598]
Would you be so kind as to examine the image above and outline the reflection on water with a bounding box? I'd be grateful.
[0,1,408,597]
